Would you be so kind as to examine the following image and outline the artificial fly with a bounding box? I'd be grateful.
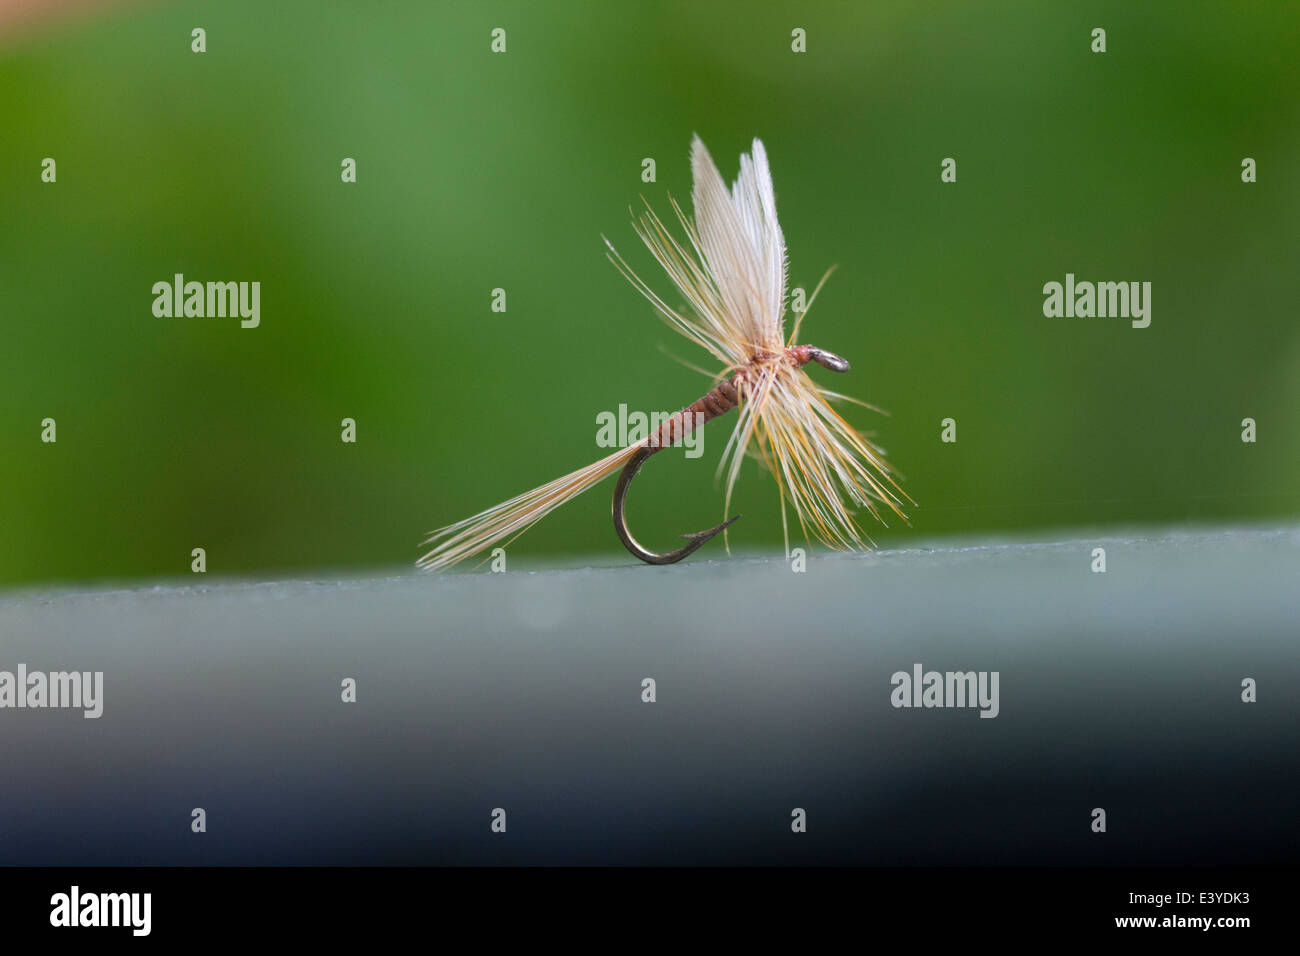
[418,135,911,571]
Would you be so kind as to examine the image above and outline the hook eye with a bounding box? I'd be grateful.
[807,347,850,373]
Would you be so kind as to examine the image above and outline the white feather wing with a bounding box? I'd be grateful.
[690,135,788,352]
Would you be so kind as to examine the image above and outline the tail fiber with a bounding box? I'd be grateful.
[417,444,642,571]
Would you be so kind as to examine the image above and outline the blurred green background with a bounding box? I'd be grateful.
[3,0,1298,586]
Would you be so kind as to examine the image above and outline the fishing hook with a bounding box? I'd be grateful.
[612,442,743,564]
[611,345,849,565]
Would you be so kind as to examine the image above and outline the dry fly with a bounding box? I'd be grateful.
[418,135,911,571]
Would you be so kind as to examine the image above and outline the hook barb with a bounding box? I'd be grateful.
[612,445,740,565]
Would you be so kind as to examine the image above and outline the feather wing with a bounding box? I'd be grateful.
[691,136,787,353]
[606,136,789,365]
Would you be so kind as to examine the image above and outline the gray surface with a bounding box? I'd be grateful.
[1,526,1297,865]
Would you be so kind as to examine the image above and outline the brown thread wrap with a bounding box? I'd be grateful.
[644,373,743,453]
